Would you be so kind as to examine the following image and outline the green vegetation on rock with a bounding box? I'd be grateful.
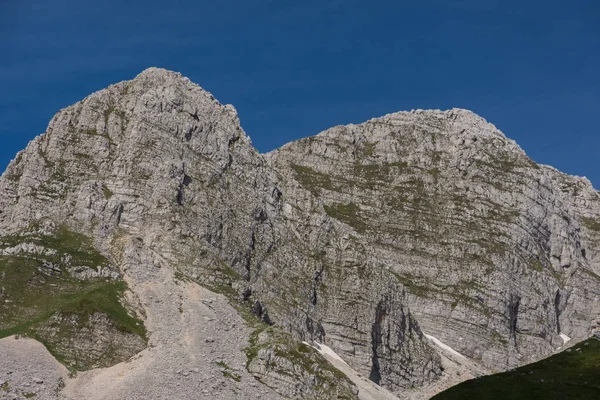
[245,326,357,399]
[581,217,600,232]
[324,202,367,233]
[216,361,242,382]
[102,185,114,200]
[184,264,357,399]
[291,164,335,194]
[0,223,146,370]
[0,224,109,272]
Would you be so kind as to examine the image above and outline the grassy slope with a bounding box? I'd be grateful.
[433,338,600,400]
[0,224,146,369]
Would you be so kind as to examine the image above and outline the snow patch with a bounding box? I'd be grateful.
[424,334,466,360]
[560,333,571,344]
[303,341,348,365]
[303,341,401,400]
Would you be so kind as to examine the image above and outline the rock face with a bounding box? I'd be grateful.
[0,68,359,399]
[0,68,599,399]
[267,109,600,374]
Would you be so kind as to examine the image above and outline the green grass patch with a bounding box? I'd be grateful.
[247,326,355,397]
[353,161,409,183]
[102,185,114,200]
[363,141,376,157]
[433,338,600,400]
[0,224,146,370]
[324,202,367,234]
[291,161,410,194]
[428,167,440,178]
[290,164,335,194]
[0,259,146,338]
[468,237,508,255]
[352,163,390,182]
[391,271,489,313]
[0,224,110,272]
[581,217,600,232]
[81,128,99,136]
[528,258,545,273]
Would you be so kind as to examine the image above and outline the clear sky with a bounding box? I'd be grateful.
[1,0,598,187]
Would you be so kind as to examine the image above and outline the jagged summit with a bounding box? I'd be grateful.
[360,107,516,147]
[135,66,185,79]
[129,66,233,108]
[45,67,243,147]
[41,67,517,164]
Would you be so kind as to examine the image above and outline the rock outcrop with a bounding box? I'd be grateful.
[0,68,598,399]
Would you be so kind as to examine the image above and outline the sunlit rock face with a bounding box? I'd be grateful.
[268,107,600,377]
[0,68,599,399]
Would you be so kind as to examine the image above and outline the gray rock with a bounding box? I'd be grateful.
[0,67,598,399]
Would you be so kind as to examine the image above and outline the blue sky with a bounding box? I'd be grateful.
[1,0,599,187]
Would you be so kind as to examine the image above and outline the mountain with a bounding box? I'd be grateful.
[0,68,599,400]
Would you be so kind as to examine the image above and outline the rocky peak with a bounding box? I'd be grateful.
[1,68,599,400]
[0,66,267,234]
[268,95,600,385]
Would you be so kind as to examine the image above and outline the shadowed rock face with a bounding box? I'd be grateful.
[0,68,599,398]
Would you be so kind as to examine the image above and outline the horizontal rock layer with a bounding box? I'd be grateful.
[0,67,599,398]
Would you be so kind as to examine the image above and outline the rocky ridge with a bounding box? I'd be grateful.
[0,68,599,399]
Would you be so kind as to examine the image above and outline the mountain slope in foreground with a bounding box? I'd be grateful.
[0,68,599,399]
[433,336,600,400]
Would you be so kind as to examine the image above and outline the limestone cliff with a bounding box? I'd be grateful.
[267,109,600,377]
[0,68,598,399]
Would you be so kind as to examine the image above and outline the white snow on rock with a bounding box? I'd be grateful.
[303,341,400,400]
[560,333,571,344]
[311,341,349,365]
[424,334,466,360]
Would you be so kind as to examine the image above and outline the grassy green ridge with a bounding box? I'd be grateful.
[0,224,146,370]
[433,338,600,400]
